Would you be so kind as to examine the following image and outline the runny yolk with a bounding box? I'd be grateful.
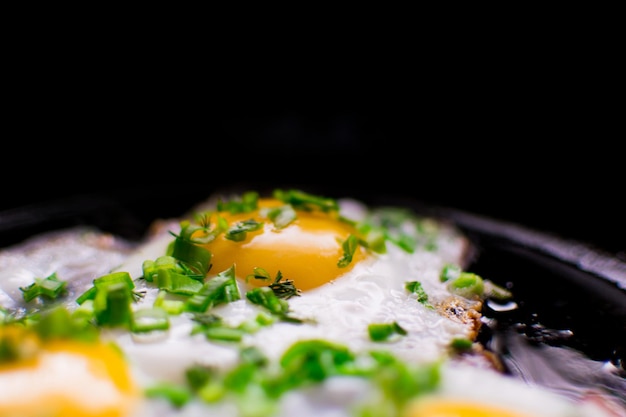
[404,398,534,417]
[202,198,368,291]
[0,327,139,417]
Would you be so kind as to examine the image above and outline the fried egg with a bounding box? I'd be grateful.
[0,188,619,417]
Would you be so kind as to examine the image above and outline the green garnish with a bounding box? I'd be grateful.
[368,321,407,342]
[337,234,359,268]
[440,263,461,282]
[447,272,484,299]
[19,272,67,302]
[145,382,193,408]
[131,307,170,334]
[185,265,241,313]
[170,234,212,277]
[217,191,260,214]
[155,269,204,295]
[450,337,473,352]
[262,204,296,229]
[273,189,339,213]
[246,268,301,299]
[225,219,263,242]
[405,281,434,309]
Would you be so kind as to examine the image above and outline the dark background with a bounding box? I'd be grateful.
[2,105,623,257]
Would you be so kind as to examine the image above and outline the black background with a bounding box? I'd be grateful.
[2,104,623,257]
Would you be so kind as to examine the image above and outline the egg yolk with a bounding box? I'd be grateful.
[202,198,368,291]
[404,398,534,417]
[0,327,139,417]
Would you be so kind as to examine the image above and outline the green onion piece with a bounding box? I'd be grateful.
[142,256,181,282]
[202,326,246,342]
[191,313,248,342]
[448,272,484,298]
[19,272,67,302]
[76,286,98,305]
[185,265,240,313]
[225,219,263,242]
[337,234,359,268]
[405,281,433,309]
[264,204,297,229]
[154,290,185,315]
[185,364,216,391]
[484,280,513,300]
[94,282,133,327]
[246,286,289,316]
[33,306,98,342]
[217,191,259,214]
[145,382,193,409]
[450,337,473,352]
[363,227,387,254]
[273,189,339,213]
[440,263,461,282]
[366,351,441,411]
[245,267,272,283]
[156,269,204,295]
[278,339,354,388]
[171,237,212,277]
[94,271,135,291]
[131,307,170,333]
[368,321,407,341]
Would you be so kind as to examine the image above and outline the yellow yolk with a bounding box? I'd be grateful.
[203,198,367,291]
[0,328,139,417]
[404,398,534,417]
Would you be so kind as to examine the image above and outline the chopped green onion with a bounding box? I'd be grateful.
[131,307,170,333]
[155,269,204,295]
[185,265,240,313]
[450,337,473,352]
[337,234,359,268]
[405,281,433,309]
[217,191,259,214]
[263,204,297,229]
[447,272,484,298]
[142,256,181,282]
[440,263,461,282]
[225,219,263,242]
[145,382,193,409]
[273,189,339,213]
[171,236,212,277]
[154,290,185,315]
[484,280,513,300]
[368,321,407,341]
[246,286,289,316]
[93,282,133,327]
[19,272,67,302]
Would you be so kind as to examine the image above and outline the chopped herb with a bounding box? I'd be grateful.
[337,234,359,268]
[185,265,241,313]
[145,382,193,408]
[131,307,170,334]
[262,204,297,229]
[246,268,301,300]
[217,191,259,214]
[447,272,484,299]
[405,281,434,309]
[273,189,339,213]
[19,272,67,302]
[225,219,263,242]
[440,263,461,282]
[368,321,407,342]
[450,337,473,352]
